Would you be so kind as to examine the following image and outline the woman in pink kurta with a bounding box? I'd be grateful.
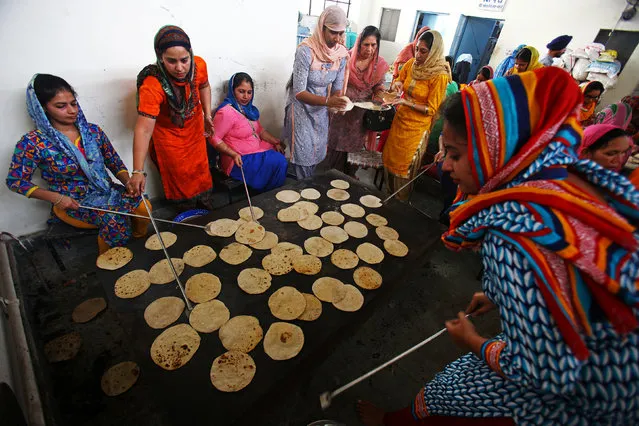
[211,73,287,191]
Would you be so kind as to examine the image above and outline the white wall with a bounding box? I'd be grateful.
[0,0,298,236]
[353,0,639,103]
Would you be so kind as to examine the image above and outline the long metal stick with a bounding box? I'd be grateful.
[321,326,447,408]
[382,161,437,204]
[140,194,193,311]
[239,165,257,223]
[79,205,205,229]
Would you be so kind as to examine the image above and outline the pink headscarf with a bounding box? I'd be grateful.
[301,6,349,64]
[345,32,389,93]
[594,102,633,130]
[392,26,430,78]
[579,124,634,168]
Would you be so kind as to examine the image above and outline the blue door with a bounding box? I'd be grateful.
[450,16,503,83]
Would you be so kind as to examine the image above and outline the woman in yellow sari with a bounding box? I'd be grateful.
[506,45,543,75]
[383,30,451,199]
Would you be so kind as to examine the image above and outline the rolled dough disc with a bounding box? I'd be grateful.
[365,213,388,227]
[297,293,322,321]
[219,315,263,353]
[145,232,177,250]
[298,214,323,230]
[327,188,350,201]
[300,188,321,200]
[96,247,133,271]
[276,190,301,203]
[330,179,350,189]
[210,351,256,392]
[376,225,399,241]
[321,211,345,226]
[185,273,222,303]
[277,207,301,222]
[340,203,366,218]
[72,297,107,323]
[292,254,322,275]
[235,221,266,245]
[384,239,409,257]
[332,284,364,312]
[237,268,272,294]
[219,243,253,265]
[320,226,349,244]
[250,231,278,250]
[189,299,230,333]
[344,221,368,238]
[238,206,264,221]
[359,195,382,209]
[330,249,359,270]
[356,242,385,264]
[101,361,140,396]
[183,245,217,267]
[304,237,334,258]
[312,277,345,303]
[149,258,185,285]
[262,253,294,275]
[353,266,383,290]
[206,218,240,237]
[114,269,151,299]
[44,332,82,363]
[263,322,304,361]
[150,324,200,371]
[268,286,307,320]
[144,296,185,329]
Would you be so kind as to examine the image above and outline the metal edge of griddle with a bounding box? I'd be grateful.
[233,170,445,425]
[1,239,51,426]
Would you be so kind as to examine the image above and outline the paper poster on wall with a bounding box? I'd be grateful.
[478,0,507,12]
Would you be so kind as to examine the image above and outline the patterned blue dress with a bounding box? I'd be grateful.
[283,45,346,177]
[415,158,639,425]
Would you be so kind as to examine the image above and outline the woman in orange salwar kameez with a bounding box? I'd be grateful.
[383,30,450,200]
[128,25,214,210]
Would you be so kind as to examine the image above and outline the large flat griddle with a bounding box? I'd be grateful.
[34,170,441,425]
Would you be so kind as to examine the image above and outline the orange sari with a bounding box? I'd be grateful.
[138,56,212,200]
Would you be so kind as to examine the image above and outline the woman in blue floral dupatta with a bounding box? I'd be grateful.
[6,74,150,253]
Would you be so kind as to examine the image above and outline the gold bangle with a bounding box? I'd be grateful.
[53,194,64,206]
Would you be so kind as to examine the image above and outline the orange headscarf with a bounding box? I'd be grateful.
[344,29,389,93]
[392,26,430,78]
[301,6,349,64]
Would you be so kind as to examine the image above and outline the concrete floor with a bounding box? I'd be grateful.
[9,168,501,426]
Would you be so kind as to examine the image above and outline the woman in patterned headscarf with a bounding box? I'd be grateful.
[6,74,150,254]
[129,25,214,210]
[382,29,451,200]
[358,67,639,425]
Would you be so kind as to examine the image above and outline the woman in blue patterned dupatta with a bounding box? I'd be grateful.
[6,74,150,254]
[358,67,639,425]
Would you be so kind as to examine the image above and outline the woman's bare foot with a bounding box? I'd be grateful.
[356,400,385,426]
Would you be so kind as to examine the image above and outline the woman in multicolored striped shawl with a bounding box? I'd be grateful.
[358,67,639,425]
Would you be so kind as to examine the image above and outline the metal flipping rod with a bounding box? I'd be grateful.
[140,194,193,311]
[239,165,257,223]
[79,205,205,229]
[382,161,437,204]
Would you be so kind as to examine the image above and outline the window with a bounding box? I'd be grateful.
[380,8,401,42]
[324,0,351,17]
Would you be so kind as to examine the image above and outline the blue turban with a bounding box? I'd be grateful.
[546,35,572,51]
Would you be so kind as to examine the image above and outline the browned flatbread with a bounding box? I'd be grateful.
[219,316,263,353]
[210,351,256,392]
[44,332,82,362]
[353,266,383,290]
[268,286,306,320]
[101,361,140,396]
[150,324,200,371]
[72,297,107,323]
[96,247,132,270]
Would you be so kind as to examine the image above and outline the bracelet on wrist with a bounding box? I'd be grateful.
[53,193,64,206]
[132,170,147,177]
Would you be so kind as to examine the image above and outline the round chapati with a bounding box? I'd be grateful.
[219,315,263,353]
[384,239,409,257]
[300,188,321,200]
[72,297,107,323]
[115,269,151,299]
[183,245,217,267]
[250,231,278,250]
[277,207,301,222]
[150,324,200,371]
[206,218,240,237]
[275,190,300,203]
[210,351,256,392]
[144,296,185,329]
[238,206,264,221]
[298,215,323,230]
[297,293,322,321]
[365,213,388,227]
[219,243,252,265]
[149,258,185,285]
[101,361,140,396]
[237,268,272,294]
[321,211,345,226]
[144,232,177,250]
[235,221,266,245]
[356,242,385,264]
[271,242,304,258]
[320,226,349,244]
[304,237,334,258]
[312,277,345,303]
[353,267,383,290]
[291,204,310,221]
[263,322,304,361]
[292,254,322,275]
[333,284,364,312]
[293,201,319,215]
[268,286,307,320]
[185,273,222,303]
[330,179,350,189]
[376,226,399,241]
[189,299,230,333]
[340,203,365,218]
[96,247,132,270]
[359,195,382,209]
[344,221,368,238]
[44,332,82,362]
[326,188,350,201]
[330,249,359,270]
[262,253,294,275]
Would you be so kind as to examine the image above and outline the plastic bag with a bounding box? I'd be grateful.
[584,43,605,60]
[586,73,617,90]
[586,60,621,78]
[572,58,591,81]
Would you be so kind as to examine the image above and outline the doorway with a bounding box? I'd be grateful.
[449,16,503,84]
[411,11,450,42]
